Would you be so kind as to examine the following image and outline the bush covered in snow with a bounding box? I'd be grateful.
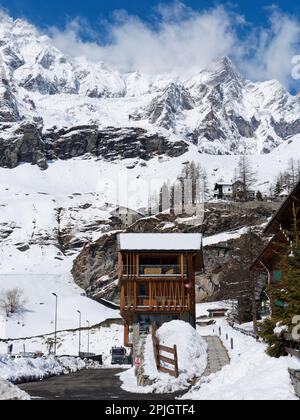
[120,320,207,394]
[0,355,85,384]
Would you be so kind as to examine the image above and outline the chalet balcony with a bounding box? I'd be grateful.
[120,279,192,313]
[121,265,188,280]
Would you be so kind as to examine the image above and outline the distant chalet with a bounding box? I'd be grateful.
[118,233,204,347]
[214,181,255,201]
[110,206,145,230]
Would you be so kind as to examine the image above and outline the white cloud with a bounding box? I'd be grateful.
[237,10,300,89]
[49,4,240,76]
[20,2,300,89]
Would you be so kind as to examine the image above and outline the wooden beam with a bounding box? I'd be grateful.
[159,355,176,366]
[158,345,176,355]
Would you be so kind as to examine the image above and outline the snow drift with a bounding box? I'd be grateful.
[120,321,208,394]
[0,377,29,400]
[0,355,85,384]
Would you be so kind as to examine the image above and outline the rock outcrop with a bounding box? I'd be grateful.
[0,62,19,122]
[0,122,47,169]
[0,124,189,169]
[72,202,277,303]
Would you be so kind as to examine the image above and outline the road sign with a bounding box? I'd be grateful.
[134,357,141,368]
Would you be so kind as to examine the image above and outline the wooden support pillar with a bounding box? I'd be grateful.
[120,284,125,311]
[188,254,196,328]
[124,321,130,347]
[118,252,123,281]
[180,254,184,278]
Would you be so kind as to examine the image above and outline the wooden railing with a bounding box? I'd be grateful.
[284,333,300,359]
[152,322,179,378]
[120,280,191,312]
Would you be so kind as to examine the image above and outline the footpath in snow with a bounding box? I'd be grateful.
[181,303,300,400]
[120,302,300,400]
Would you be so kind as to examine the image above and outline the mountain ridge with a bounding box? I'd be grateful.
[0,12,300,161]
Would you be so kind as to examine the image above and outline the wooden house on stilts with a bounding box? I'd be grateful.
[118,233,204,347]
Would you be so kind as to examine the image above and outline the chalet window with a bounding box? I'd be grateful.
[139,256,180,275]
[273,271,282,284]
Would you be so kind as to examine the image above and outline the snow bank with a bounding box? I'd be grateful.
[120,321,207,394]
[0,377,29,401]
[0,355,85,384]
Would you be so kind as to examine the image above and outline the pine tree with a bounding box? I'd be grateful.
[273,181,283,198]
[256,191,263,201]
[271,205,300,328]
[259,205,300,356]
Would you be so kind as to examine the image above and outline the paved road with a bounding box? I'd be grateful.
[19,369,181,401]
[203,336,230,376]
[20,337,230,400]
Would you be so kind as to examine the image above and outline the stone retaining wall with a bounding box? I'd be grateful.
[289,369,300,399]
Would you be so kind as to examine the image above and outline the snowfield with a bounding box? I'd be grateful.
[119,320,208,394]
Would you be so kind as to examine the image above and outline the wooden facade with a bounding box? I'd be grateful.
[118,234,204,347]
[251,181,300,290]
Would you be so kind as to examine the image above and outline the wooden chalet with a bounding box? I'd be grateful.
[251,181,300,290]
[118,233,204,347]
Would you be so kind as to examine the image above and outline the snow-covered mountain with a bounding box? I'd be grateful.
[1,12,300,352]
[0,12,300,159]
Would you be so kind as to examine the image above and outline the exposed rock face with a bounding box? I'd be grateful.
[72,202,277,303]
[71,232,119,297]
[0,122,47,169]
[0,125,189,169]
[134,83,195,130]
[0,63,19,122]
[44,126,189,162]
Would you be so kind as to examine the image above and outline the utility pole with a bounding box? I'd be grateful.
[52,293,58,356]
[77,310,82,357]
[86,320,90,355]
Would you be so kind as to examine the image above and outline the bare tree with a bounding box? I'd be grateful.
[237,156,257,200]
[0,288,27,317]
[219,230,265,332]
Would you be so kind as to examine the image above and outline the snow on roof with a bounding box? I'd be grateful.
[118,233,202,251]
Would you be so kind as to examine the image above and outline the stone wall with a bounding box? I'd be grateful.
[289,369,300,399]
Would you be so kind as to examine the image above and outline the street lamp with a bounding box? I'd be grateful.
[86,321,90,355]
[77,310,82,357]
[52,293,58,356]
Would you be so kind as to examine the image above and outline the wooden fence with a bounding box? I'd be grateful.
[152,322,179,378]
[284,333,300,359]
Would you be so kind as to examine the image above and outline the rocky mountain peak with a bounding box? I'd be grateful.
[0,61,19,122]
[0,11,299,160]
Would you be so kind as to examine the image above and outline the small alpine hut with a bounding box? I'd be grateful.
[251,181,300,292]
[118,233,204,347]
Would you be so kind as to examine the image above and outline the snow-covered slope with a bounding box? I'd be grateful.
[0,12,300,156]
[1,11,300,355]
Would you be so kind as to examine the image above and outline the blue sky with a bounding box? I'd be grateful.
[0,1,300,92]
[0,0,299,30]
